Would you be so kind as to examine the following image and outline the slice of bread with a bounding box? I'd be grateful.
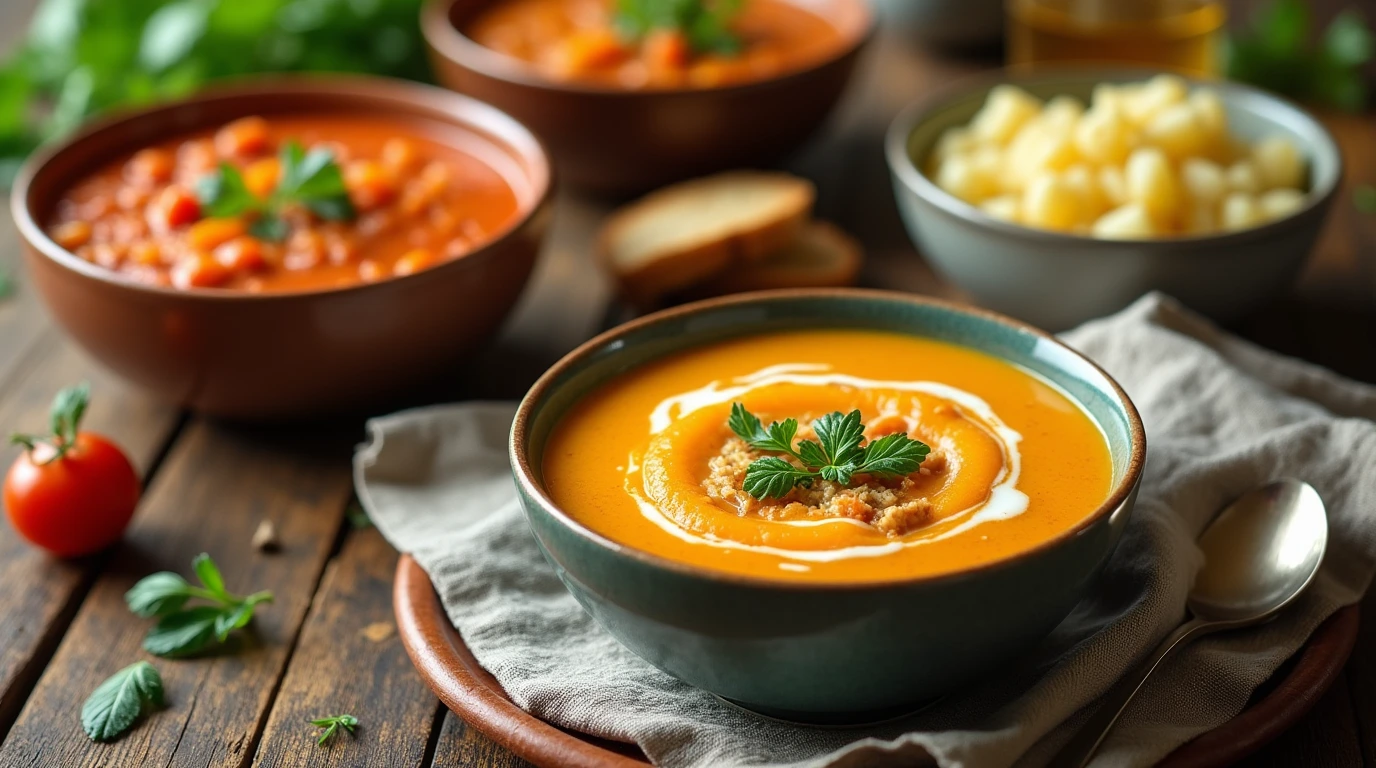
[599,171,815,304]
[692,221,862,296]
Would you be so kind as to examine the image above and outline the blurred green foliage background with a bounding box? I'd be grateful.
[0,0,432,181]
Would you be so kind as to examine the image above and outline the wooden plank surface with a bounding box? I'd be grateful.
[0,422,354,766]
[253,528,443,767]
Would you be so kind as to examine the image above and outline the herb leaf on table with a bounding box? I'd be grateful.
[125,553,274,657]
[81,661,164,742]
[310,713,359,746]
[729,404,930,499]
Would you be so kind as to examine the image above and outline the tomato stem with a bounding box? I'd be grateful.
[10,382,91,465]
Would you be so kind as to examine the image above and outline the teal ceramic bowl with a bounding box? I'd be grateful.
[510,289,1145,720]
[886,69,1342,331]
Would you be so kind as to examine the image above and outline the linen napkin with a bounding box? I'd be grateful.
[355,293,1376,768]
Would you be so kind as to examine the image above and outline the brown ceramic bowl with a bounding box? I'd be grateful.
[12,76,553,421]
[422,0,874,192]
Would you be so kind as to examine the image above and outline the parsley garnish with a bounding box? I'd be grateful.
[728,403,930,499]
[81,661,164,742]
[125,553,273,658]
[614,0,744,55]
[310,714,359,746]
[195,140,355,242]
[1227,0,1373,112]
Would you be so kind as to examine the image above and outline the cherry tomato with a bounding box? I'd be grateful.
[5,384,140,558]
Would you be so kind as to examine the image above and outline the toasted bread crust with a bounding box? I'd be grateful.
[598,172,815,305]
[701,221,862,295]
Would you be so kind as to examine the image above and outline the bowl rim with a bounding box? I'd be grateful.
[885,66,1344,248]
[510,287,1148,592]
[10,73,555,303]
[420,0,877,97]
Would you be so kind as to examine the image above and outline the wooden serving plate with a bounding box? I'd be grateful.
[394,555,1359,768]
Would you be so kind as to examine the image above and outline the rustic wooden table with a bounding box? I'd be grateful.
[0,6,1373,767]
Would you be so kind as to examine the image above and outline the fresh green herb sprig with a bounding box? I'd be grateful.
[728,403,930,500]
[310,713,359,746]
[81,661,164,742]
[10,382,89,464]
[614,0,744,55]
[125,553,273,658]
[196,139,355,242]
[1227,0,1374,112]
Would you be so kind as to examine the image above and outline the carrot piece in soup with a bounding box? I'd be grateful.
[556,29,629,74]
[345,160,397,211]
[243,157,281,198]
[125,148,175,186]
[215,116,271,159]
[187,218,247,252]
[172,254,231,289]
[149,186,202,231]
[128,242,162,266]
[52,221,92,250]
[214,237,267,272]
[644,30,691,70]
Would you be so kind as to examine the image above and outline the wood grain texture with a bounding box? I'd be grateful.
[253,528,442,768]
[431,714,536,768]
[0,421,353,767]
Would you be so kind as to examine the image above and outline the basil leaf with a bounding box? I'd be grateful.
[859,433,930,477]
[249,215,289,242]
[125,572,195,617]
[192,552,226,596]
[81,661,164,742]
[812,410,864,467]
[196,162,257,218]
[214,602,255,642]
[143,606,222,657]
[304,195,354,222]
[742,457,814,499]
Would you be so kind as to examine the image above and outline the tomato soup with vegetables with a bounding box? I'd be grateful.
[48,115,524,292]
[542,330,1114,583]
[465,0,846,89]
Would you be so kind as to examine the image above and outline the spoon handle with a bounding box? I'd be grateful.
[1049,617,1219,768]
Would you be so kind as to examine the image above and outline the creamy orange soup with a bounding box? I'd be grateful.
[543,329,1114,583]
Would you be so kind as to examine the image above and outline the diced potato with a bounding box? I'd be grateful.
[1074,105,1136,165]
[1093,204,1156,239]
[980,194,1021,222]
[1060,164,1107,221]
[1022,174,1080,231]
[971,85,1042,145]
[924,76,1310,239]
[1040,95,1085,132]
[1098,166,1128,207]
[1189,89,1227,136]
[935,150,1000,203]
[1225,161,1263,194]
[1251,136,1305,190]
[1220,193,1263,231]
[1124,147,1178,223]
[933,127,979,164]
[1143,103,1207,159]
[1259,188,1306,220]
[1180,158,1225,206]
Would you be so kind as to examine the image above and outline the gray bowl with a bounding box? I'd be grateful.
[511,289,1145,720]
[886,69,1342,331]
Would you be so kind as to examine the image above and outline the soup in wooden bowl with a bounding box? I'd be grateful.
[14,77,552,420]
[512,289,1144,719]
[423,0,873,191]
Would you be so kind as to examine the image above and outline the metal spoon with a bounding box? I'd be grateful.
[1050,479,1328,768]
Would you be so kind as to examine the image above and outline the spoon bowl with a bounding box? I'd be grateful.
[1191,480,1328,624]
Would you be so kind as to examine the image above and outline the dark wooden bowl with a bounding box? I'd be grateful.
[12,76,554,421]
[422,0,875,193]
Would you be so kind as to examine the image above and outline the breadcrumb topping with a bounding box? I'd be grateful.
[703,430,948,538]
